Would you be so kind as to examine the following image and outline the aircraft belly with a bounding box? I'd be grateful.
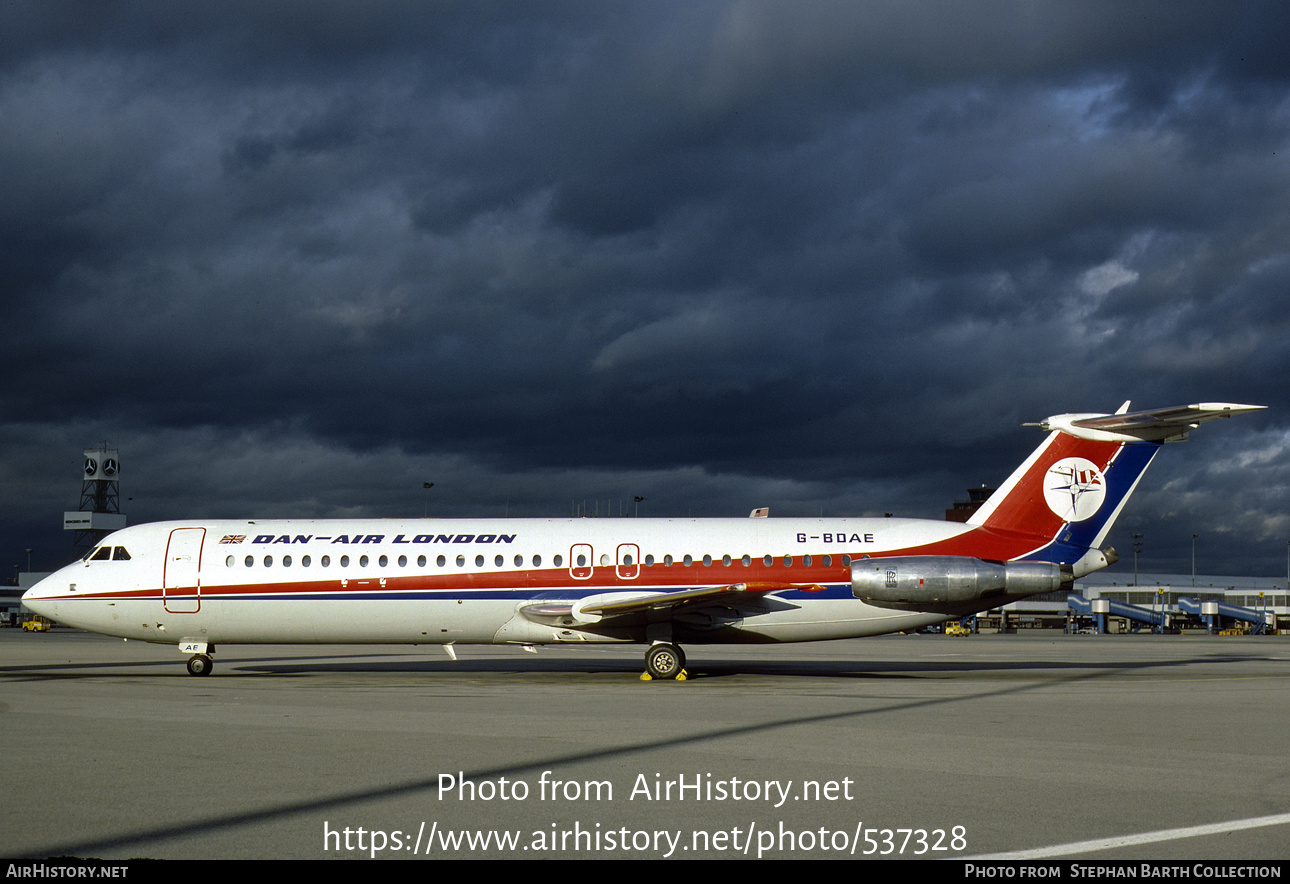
[55,597,519,645]
[677,600,948,643]
[49,592,952,648]
[195,598,519,644]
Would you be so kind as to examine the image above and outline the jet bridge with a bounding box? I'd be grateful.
[1177,597,1275,635]
[1066,594,1171,634]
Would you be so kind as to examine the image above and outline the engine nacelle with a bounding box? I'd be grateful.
[851,556,1063,607]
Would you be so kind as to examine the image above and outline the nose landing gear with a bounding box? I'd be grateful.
[179,640,215,676]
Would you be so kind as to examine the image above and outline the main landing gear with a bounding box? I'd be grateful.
[642,642,687,681]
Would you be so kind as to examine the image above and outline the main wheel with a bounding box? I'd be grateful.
[644,643,685,680]
[186,654,213,677]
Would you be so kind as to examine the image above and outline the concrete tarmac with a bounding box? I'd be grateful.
[2,629,1288,860]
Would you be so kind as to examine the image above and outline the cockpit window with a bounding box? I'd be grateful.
[85,546,132,562]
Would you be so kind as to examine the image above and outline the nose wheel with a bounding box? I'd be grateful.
[643,643,687,680]
[186,654,213,677]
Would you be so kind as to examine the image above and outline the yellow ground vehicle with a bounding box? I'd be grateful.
[944,620,971,636]
[21,615,51,633]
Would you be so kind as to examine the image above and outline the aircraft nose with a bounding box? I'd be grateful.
[22,575,57,616]
[22,585,44,613]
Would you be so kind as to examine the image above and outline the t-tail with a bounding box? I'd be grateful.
[851,401,1263,614]
[972,401,1265,576]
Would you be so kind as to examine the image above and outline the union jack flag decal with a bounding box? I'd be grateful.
[219,535,246,544]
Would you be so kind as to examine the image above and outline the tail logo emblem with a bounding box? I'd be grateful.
[1044,457,1106,522]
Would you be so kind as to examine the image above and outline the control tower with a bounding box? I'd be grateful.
[64,445,128,557]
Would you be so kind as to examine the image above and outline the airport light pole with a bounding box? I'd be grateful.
[1191,534,1198,587]
[1132,533,1143,586]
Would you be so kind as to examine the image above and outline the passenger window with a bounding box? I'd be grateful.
[703,555,712,567]
[741,555,751,567]
[245,555,254,567]
[264,555,273,567]
[437,555,446,567]
[554,554,563,567]
[822,555,832,567]
[722,554,731,566]
[226,555,235,568]
[577,554,587,567]
[475,554,484,567]
[360,555,369,567]
[514,555,523,567]
[645,554,654,566]
[283,555,292,567]
[533,554,542,567]
[302,555,311,567]
[340,555,350,567]
[804,555,812,567]
[496,554,504,567]
[417,555,426,567]
[683,555,693,567]
[321,555,331,567]
[764,555,773,566]
[664,555,673,566]
[398,555,407,567]
[456,555,465,567]
[378,555,388,567]
[783,555,792,566]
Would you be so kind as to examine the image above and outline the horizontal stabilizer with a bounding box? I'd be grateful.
[1029,402,1264,443]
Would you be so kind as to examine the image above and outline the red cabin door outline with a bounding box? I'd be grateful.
[164,528,205,613]
[570,543,593,580]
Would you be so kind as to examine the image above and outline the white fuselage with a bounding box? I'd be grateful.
[24,516,997,648]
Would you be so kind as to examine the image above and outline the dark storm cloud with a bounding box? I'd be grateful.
[2,1,1288,576]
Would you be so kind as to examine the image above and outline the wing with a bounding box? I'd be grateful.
[579,581,825,616]
[518,581,825,626]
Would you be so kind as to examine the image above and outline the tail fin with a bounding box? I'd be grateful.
[968,402,1264,573]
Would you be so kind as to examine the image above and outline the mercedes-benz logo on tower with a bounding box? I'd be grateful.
[1044,457,1106,522]
[84,457,98,478]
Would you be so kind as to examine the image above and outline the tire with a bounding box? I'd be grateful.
[186,654,213,677]
[645,643,684,680]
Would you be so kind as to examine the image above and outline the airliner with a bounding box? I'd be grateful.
[22,401,1263,679]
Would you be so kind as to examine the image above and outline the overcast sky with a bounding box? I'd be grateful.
[3,1,1288,579]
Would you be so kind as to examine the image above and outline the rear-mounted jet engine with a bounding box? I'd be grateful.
[851,556,1065,608]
